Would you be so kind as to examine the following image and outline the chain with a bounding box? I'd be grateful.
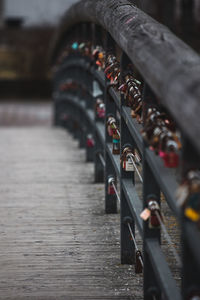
[127,153,143,183]
[134,152,141,164]
[127,223,144,267]
[111,180,121,204]
[98,152,105,167]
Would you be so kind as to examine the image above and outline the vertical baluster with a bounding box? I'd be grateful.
[105,32,118,213]
[120,52,135,264]
[142,83,161,300]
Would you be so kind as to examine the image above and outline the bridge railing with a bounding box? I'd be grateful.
[50,1,200,299]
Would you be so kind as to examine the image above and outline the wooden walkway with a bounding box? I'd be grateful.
[0,119,143,299]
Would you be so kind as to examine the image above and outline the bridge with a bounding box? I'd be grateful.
[0,1,200,299]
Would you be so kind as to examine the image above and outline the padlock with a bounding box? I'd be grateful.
[92,47,100,60]
[148,200,160,228]
[114,70,120,86]
[142,195,162,228]
[95,99,105,120]
[112,131,120,155]
[150,126,163,154]
[71,42,79,50]
[107,176,115,195]
[107,116,116,136]
[97,103,105,119]
[146,108,161,125]
[105,62,118,78]
[118,83,127,93]
[135,250,143,274]
[121,147,134,172]
[107,125,113,136]
[131,99,142,123]
[105,62,119,82]
[79,42,85,52]
[158,130,169,158]
[162,139,179,168]
[86,134,94,148]
[111,68,120,85]
[106,54,116,67]
[96,51,105,69]
[124,155,134,171]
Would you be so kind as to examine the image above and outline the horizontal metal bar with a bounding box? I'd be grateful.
[106,143,120,178]
[57,93,95,127]
[55,57,106,94]
[146,239,182,300]
[56,93,106,153]
[95,122,105,145]
[107,85,120,110]
[121,106,143,153]
[50,0,200,152]
[85,108,95,123]
[121,178,143,235]
[145,148,180,216]
[55,68,94,98]
[55,57,90,76]
[92,68,106,87]
[56,92,85,109]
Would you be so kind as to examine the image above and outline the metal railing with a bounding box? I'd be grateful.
[50,1,200,299]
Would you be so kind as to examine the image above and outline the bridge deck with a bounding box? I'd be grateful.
[0,125,142,299]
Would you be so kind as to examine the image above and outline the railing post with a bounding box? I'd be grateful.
[142,84,161,300]
[104,87,117,213]
[104,32,118,213]
[79,23,95,162]
[93,23,105,181]
[94,81,105,183]
[120,52,135,264]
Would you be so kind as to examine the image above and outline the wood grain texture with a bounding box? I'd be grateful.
[0,128,143,300]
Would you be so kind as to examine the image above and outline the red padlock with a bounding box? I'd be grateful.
[97,103,105,119]
[147,195,161,228]
[86,134,94,148]
[149,211,160,227]
[105,64,113,75]
[162,140,179,168]
[92,49,99,60]
[108,176,115,195]
[118,83,127,93]
[107,116,116,136]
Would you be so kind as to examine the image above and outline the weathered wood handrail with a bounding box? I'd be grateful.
[50,1,200,299]
[50,0,200,153]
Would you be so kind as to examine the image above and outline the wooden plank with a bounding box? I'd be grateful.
[0,127,142,299]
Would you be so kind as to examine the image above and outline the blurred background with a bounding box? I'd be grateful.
[0,0,199,100]
[0,0,79,99]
